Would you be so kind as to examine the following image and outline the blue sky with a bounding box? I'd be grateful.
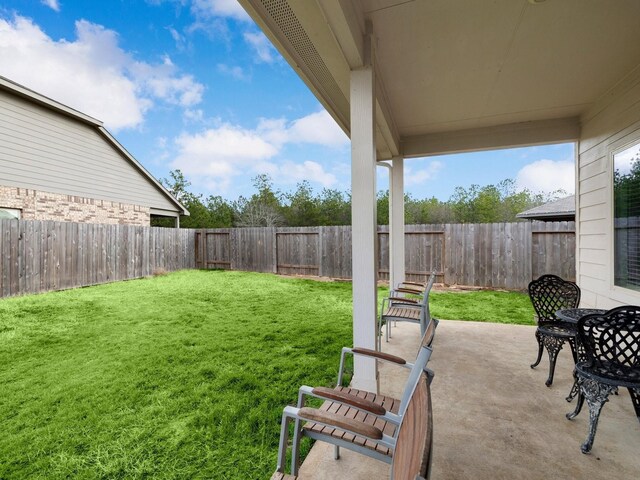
[0,0,575,201]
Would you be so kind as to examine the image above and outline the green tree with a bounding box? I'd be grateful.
[155,169,214,228]
[285,181,321,226]
[206,195,236,227]
[406,196,454,224]
[317,189,351,225]
[235,175,285,227]
[376,190,389,225]
[446,179,564,223]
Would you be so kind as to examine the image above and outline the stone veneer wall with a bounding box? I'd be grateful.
[0,185,150,226]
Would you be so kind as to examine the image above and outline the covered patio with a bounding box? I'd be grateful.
[237,0,640,476]
[297,321,640,479]
[238,0,640,389]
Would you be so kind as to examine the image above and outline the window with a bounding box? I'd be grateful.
[614,141,640,290]
[0,207,21,220]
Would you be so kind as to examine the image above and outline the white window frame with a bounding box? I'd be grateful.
[611,138,640,293]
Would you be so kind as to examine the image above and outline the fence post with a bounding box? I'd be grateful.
[272,227,278,274]
[524,221,533,289]
[317,226,324,277]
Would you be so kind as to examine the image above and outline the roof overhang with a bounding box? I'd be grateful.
[239,0,640,160]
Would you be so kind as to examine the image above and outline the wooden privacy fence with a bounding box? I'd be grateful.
[196,221,576,290]
[0,220,574,298]
[0,219,196,298]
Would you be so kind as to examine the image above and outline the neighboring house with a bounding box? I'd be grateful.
[516,195,575,222]
[0,76,187,226]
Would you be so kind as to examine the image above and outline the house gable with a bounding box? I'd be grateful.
[0,78,186,220]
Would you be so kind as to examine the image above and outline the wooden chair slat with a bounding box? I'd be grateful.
[393,374,432,480]
[302,390,401,456]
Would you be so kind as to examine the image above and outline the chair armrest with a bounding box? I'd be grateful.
[351,347,407,365]
[298,407,383,440]
[311,387,386,415]
[337,346,409,386]
[388,295,419,304]
[297,385,402,426]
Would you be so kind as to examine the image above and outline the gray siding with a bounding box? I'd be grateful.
[577,66,640,307]
[0,89,177,212]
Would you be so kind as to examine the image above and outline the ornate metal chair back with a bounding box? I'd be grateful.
[577,306,640,383]
[528,274,581,324]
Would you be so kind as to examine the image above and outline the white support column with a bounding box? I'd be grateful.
[350,25,378,392]
[389,156,405,290]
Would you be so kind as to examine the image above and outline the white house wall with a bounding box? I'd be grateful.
[578,66,640,307]
[0,89,177,212]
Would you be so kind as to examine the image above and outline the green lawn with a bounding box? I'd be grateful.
[430,289,535,325]
[0,270,534,479]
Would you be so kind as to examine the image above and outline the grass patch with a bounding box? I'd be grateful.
[0,270,354,479]
[430,289,535,325]
[0,271,534,479]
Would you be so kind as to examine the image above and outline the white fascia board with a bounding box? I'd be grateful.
[150,208,180,217]
[402,117,581,158]
[319,0,399,156]
[239,0,351,134]
[240,0,398,159]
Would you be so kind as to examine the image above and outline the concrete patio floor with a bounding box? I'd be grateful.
[295,320,640,480]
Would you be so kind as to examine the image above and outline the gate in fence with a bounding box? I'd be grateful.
[195,221,575,290]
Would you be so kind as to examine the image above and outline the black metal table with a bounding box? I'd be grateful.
[556,308,607,324]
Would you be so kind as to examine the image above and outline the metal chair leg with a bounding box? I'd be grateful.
[579,379,616,454]
[543,335,564,387]
[629,387,640,423]
[530,329,544,369]
[566,369,580,402]
[566,391,584,420]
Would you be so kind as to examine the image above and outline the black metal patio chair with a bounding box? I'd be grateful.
[528,274,581,387]
[566,306,640,453]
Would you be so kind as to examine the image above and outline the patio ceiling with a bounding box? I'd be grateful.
[239,0,640,159]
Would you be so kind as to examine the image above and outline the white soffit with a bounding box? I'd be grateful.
[240,0,640,158]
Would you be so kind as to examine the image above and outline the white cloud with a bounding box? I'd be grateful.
[254,110,348,149]
[41,0,60,12]
[183,108,205,123]
[0,15,203,131]
[516,159,575,194]
[243,31,275,63]
[170,109,348,192]
[166,26,189,51]
[276,160,337,187]
[404,161,444,186]
[288,110,348,147]
[172,124,278,191]
[191,0,250,22]
[217,63,249,81]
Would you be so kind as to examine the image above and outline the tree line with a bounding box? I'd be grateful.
[152,170,565,228]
